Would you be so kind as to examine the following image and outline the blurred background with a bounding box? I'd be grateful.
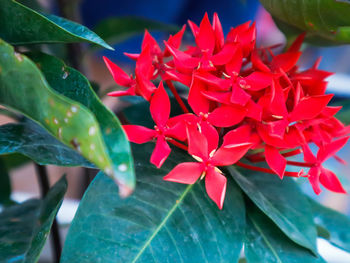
[2,0,350,262]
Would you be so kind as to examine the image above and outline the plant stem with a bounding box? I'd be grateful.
[168,139,188,151]
[235,161,301,177]
[165,80,189,113]
[35,164,62,263]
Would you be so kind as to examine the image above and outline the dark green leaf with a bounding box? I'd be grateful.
[259,0,350,46]
[0,39,130,194]
[0,154,31,170]
[28,51,135,196]
[228,166,317,252]
[62,143,245,263]
[332,99,350,125]
[0,158,11,205]
[309,198,350,253]
[245,203,325,263]
[0,121,92,167]
[0,176,67,262]
[93,16,179,46]
[0,0,112,49]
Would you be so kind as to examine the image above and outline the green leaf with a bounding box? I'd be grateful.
[0,158,11,205]
[0,121,92,167]
[332,99,350,125]
[245,203,325,263]
[259,0,350,46]
[61,143,245,263]
[228,166,317,252]
[93,16,179,46]
[0,176,67,262]
[0,39,131,195]
[309,198,350,253]
[28,51,135,196]
[0,0,112,49]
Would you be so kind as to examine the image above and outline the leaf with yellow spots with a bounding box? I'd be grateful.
[0,39,135,196]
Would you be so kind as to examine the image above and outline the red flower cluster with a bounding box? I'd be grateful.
[104,13,349,209]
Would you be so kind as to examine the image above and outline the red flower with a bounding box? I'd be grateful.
[123,82,185,167]
[104,12,350,207]
[164,125,252,209]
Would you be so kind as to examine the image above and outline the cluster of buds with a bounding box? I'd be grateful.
[104,13,349,209]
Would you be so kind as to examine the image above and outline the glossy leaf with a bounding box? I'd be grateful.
[260,0,350,46]
[0,158,11,205]
[228,166,317,253]
[334,99,350,125]
[309,198,350,253]
[0,176,67,262]
[0,0,112,49]
[0,39,131,194]
[61,143,245,263]
[93,16,179,46]
[28,51,135,195]
[245,203,325,263]
[0,121,92,167]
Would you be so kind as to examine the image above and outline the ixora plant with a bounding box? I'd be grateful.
[2,0,350,262]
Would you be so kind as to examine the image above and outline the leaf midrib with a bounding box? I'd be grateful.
[131,183,194,263]
[249,214,283,263]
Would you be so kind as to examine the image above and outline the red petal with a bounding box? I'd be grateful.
[166,25,186,51]
[288,33,305,52]
[225,45,243,75]
[265,120,288,139]
[187,124,208,160]
[195,72,231,91]
[208,105,246,127]
[211,43,237,65]
[123,52,139,60]
[165,121,187,141]
[320,167,346,193]
[188,20,199,38]
[302,144,317,163]
[122,125,156,143]
[201,122,219,154]
[230,83,251,106]
[164,42,200,72]
[164,162,203,184]
[150,136,171,168]
[188,78,210,115]
[212,143,251,166]
[222,125,251,146]
[265,145,286,179]
[196,13,215,53]
[289,94,334,122]
[317,137,349,163]
[201,90,231,104]
[103,56,132,87]
[245,72,272,91]
[205,167,227,209]
[251,50,270,73]
[163,69,192,87]
[212,12,224,49]
[107,89,135,97]
[142,30,162,56]
[246,100,262,121]
[271,52,301,72]
[150,82,170,127]
[308,167,322,195]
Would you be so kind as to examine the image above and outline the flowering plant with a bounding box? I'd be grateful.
[2,0,350,262]
[104,13,349,209]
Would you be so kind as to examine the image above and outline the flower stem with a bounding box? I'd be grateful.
[165,80,190,113]
[286,160,314,168]
[235,161,300,177]
[168,139,188,151]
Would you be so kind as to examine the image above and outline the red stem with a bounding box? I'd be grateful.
[236,161,301,177]
[286,160,314,168]
[165,80,190,113]
[168,139,188,151]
